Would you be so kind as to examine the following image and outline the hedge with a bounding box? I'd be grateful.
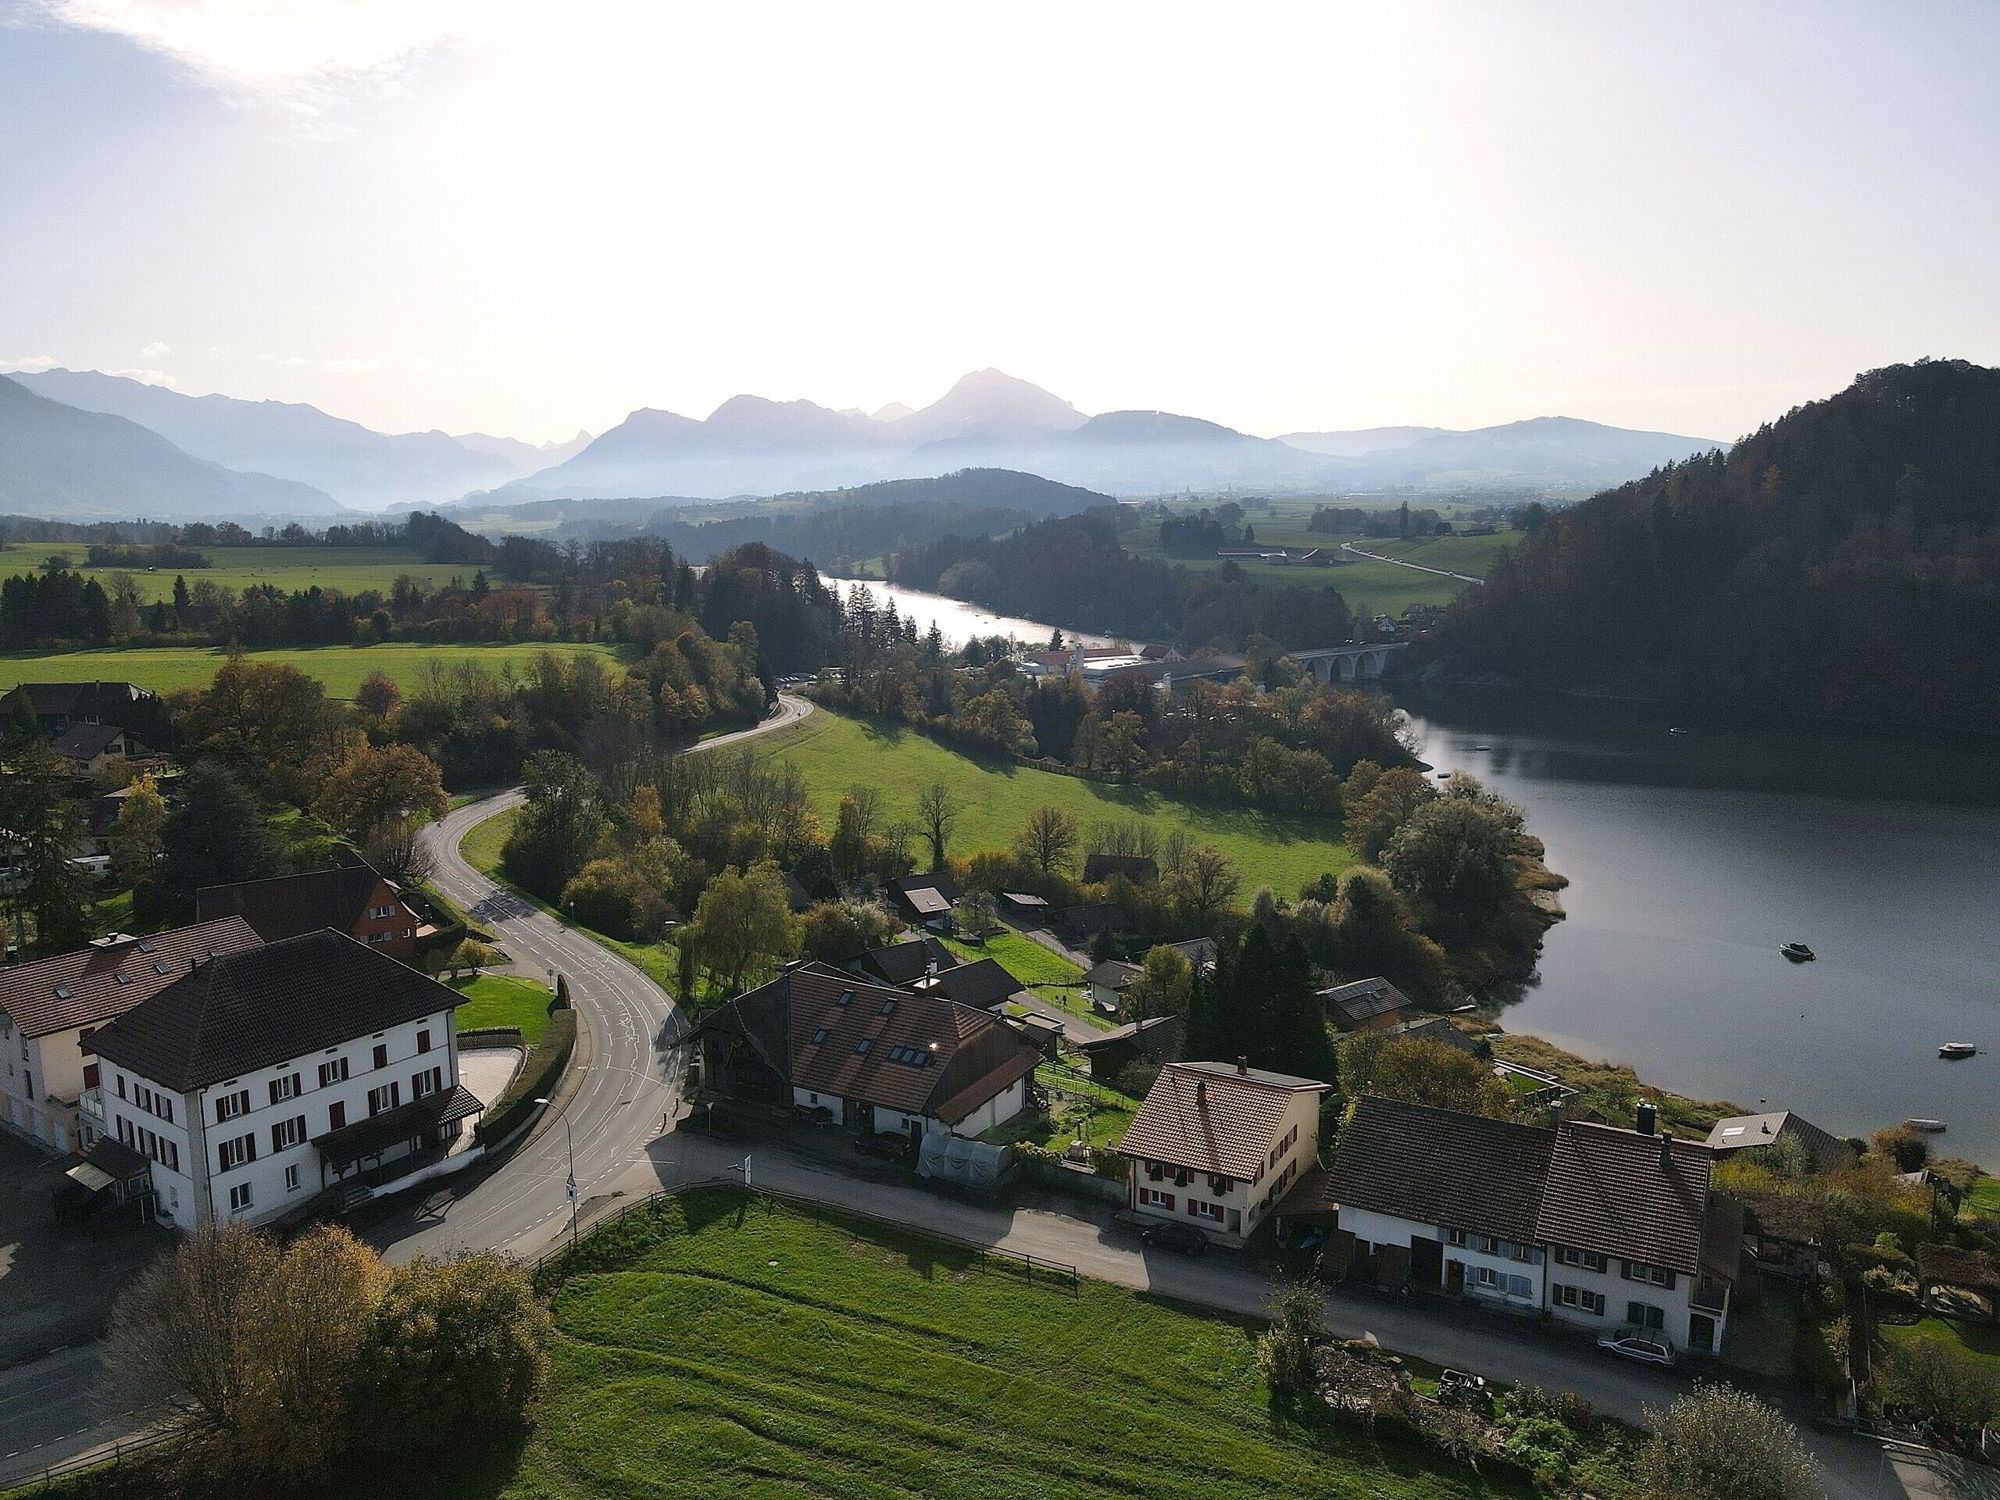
[474,1008,577,1147]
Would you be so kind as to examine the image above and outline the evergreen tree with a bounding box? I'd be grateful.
[157,762,284,921]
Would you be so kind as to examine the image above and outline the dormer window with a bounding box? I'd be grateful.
[879,998,897,1015]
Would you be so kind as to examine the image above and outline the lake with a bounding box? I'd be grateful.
[821,581,2000,1164]
[822,578,1120,650]
[1407,692,2000,1164]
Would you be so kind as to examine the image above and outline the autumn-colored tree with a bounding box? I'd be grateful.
[683,860,801,995]
[313,742,449,843]
[109,772,168,888]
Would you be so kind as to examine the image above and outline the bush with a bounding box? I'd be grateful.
[475,1008,577,1146]
[1638,1382,1821,1500]
[560,857,671,941]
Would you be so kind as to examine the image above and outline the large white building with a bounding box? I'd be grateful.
[81,929,479,1232]
[1118,1060,1333,1248]
[0,918,262,1155]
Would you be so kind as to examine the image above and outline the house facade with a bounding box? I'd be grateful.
[81,930,478,1231]
[1119,1060,1332,1248]
[0,918,262,1155]
[1329,1095,1739,1354]
[196,862,431,959]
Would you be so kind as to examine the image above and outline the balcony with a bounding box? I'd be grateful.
[79,1087,104,1124]
[1692,1277,1731,1315]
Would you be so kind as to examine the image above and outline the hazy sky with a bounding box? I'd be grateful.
[3,1,1997,444]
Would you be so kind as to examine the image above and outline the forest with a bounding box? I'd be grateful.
[1431,360,2000,728]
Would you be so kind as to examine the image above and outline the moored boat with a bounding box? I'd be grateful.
[1905,1118,1948,1133]
[1781,942,1815,962]
[1938,1042,1978,1060]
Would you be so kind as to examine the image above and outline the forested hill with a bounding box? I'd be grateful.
[1430,360,2000,728]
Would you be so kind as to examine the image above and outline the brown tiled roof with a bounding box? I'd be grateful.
[1535,1120,1714,1275]
[1328,1095,1554,1245]
[196,863,407,944]
[86,930,466,1092]
[0,918,262,1039]
[718,963,1040,1125]
[1120,1061,1331,1179]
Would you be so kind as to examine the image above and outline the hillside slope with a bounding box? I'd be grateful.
[1430,359,2000,726]
[0,375,336,519]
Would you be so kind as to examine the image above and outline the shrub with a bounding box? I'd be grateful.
[1638,1382,1821,1500]
[560,856,671,940]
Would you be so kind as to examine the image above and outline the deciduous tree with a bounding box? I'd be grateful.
[683,859,800,995]
[313,742,448,843]
[1015,805,1079,877]
[915,782,958,871]
[1637,1383,1821,1500]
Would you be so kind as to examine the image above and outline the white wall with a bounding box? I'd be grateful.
[1128,1084,1324,1246]
[1,1024,88,1152]
[1339,1205,1546,1309]
[792,1085,845,1124]
[946,1076,1026,1139]
[102,1007,458,1232]
[1545,1249,1715,1349]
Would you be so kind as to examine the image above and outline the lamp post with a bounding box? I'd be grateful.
[533,1096,579,1251]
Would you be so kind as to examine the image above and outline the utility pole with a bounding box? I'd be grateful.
[536,1096,580,1251]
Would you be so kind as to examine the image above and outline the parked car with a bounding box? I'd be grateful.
[1596,1326,1676,1367]
[1139,1221,1210,1257]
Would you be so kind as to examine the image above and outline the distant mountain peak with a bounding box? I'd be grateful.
[890,368,1087,446]
[870,401,915,422]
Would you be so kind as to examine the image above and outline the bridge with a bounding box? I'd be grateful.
[1284,642,1408,684]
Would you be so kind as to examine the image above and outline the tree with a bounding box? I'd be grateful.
[451,938,494,977]
[560,857,672,940]
[0,748,92,954]
[1015,805,1080,877]
[1124,944,1194,1019]
[799,899,901,964]
[1382,798,1517,932]
[175,656,341,802]
[313,742,448,843]
[1339,1033,1506,1116]
[351,1253,550,1453]
[915,782,958,871]
[1875,1338,2000,1440]
[501,751,607,900]
[363,814,436,884]
[1636,1383,1821,1500]
[683,860,800,995]
[157,762,282,921]
[1255,1274,1323,1396]
[355,669,402,722]
[1343,766,1436,862]
[1170,842,1240,928]
[109,771,168,888]
[1320,866,1449,1005]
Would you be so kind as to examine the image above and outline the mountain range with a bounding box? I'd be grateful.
[0,363,1725,522]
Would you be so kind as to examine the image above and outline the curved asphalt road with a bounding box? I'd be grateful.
[0,694,811,1486]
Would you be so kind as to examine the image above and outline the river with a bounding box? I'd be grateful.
[823,581,2000,1164]
[1409,693,2000,1164]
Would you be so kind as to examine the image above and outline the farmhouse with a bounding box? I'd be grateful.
[885,872,960,931]
[0,918,262,1154]
[1330,1095,1740,1354]
[1119,1060,1332,1248]
[692,962,1042,1143]
[196,861,432,958]
[82,930,478,1231]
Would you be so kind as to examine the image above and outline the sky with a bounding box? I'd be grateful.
[2,1,1997,446]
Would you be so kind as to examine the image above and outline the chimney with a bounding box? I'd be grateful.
[1635,1099,1658,1136]
[1549,1096,1564,1129]
[1658,1133,1673,1171]
[1236,1055,1249,1076]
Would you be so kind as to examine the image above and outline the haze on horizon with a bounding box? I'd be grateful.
[2,0,1996,447]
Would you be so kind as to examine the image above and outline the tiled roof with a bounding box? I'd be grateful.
[1704,1111,1851,1172]
[1120,1060,1331,1179]
[86,930,466,1092]
[52,722,127,760]
[1084,960,1140,988]
[196,863,405,944]
[1057,902,1130,934]
[915,957,1026,1011]
[719,962,1040,1124]
[1076,1014,1181,1049]
[1328,1095,1554,1245]
[1320,977,1410,1023]
[852,938,959,988]
[0,918,262,1040]
[1388,1015,1486,1057]
[1535,1119,1714,1275]
[901,886,952,916]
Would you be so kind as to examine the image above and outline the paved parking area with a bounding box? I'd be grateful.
[0,1133,168,1365]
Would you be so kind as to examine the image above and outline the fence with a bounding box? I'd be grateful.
[532,1179,1079,1296]
[5,1428,176,1494]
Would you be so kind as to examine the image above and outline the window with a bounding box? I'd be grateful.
[416,1030,431,1056]
[1507,1274,1533,1299]
[1622,1261,1675,1288]
[834,990,853,1007]
[879,998,897,1015]
[372,1044,389,1071]
[810,1027,828,1044]
[370,904,395,919]
[217,1132,256,1171]
[367,1082,401,1117]
[1472,1265,1501,1290]
[1188,1199,1225,1223]
[228,1183,252,1213]
[271,1115,307,1151]
[270,1073,300,1105]
[318,1057,349,1088]
[1626,1301,1665,1330]
[1555,1246,1608,1273]
[116,1074,126,1099]
[285,1164,301,1192]
[411,1067,443,1099]
[1555,1285,1607,1315]
[1138,1187,1176,1212]
[852,1038,873,1055]
[328,1101,346,1131]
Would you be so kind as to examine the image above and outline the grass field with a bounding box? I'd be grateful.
[1965,1176,2000,1217]
[1881,1314,2000,1373]
[1120,521,1509,615]
[498,1186,1527,1500]
[448,974,555,1045]
[5,544,481,604]
[760,707,1352,901]
[940,928,1085,988]
[0,641,624,698]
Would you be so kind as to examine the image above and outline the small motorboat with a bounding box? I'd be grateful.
[1905,1119,1948,1134]
[1938,1042,1978,1060]
[1780,942,1815,963]
[1473,744,1492,751]
[1668,727,1688,735]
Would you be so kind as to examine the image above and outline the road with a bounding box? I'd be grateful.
[1340,540,1486,584]
[0,694,813,1488]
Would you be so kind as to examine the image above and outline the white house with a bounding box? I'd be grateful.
[691,962,1042,1143]
[81,929,479,1232]
[0,918,262,1155]
[1329,1095,1740,1355]
[1118,1060,1332,1248]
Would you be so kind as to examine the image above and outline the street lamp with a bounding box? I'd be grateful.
[533,1097,578,1251]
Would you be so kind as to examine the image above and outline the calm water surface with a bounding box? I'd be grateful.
[1407,693,2000,1164]
[822,578,1118,650]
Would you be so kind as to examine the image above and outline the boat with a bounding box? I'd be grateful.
[1905,1119,1948,1133]
[1668,727,1688,735]
[1939,1042,1978,1060]
[1473,744,1492,751]
[1780,943,1815,963]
